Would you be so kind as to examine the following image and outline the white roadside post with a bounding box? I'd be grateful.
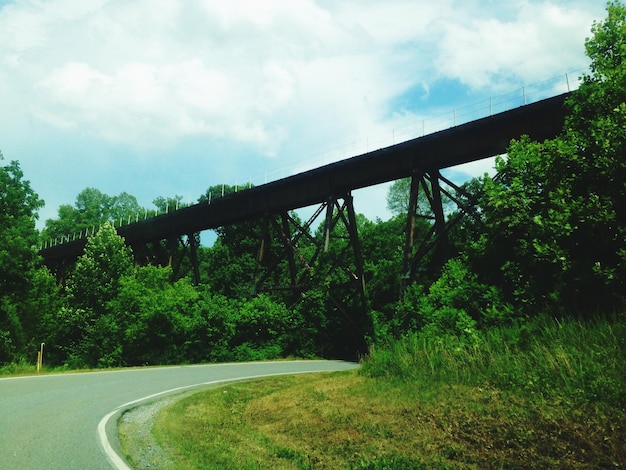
[36,342,45,372]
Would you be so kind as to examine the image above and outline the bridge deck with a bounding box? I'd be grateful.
[41,93,569,265]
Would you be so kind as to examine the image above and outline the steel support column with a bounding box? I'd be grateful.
[401,169,484,291]
[402,171,422,291]
[401,169,451,289]
[429,170,451,267]
[252,193,372,350]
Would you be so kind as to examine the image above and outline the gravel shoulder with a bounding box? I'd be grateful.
[118,396,180,469]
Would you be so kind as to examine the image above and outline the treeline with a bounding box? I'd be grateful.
[1,3,625,372]
[2,178,409,367]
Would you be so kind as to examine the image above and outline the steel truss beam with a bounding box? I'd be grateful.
[130,232,201,284]
[401,169,483,291]
[41,93,569,270]
[253,193,372,348]
[253,194,365,295]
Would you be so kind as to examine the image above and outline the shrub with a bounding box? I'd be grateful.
[396,258,517,341]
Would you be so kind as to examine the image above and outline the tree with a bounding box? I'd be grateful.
[386,178,412,216]
[153,195,184,214]
[0,156,44,298]
[199,184,270,298]
[227,294,295,361]
[66,222,134,314]
[108,265,205,366]
[110,192,142,224]
[359,215,411,339]
[50,223,135,366]
[0,154,45,362]
[43,188,142,241]
[474,1,626,313]
[15,267,63,362]
[386,176,454,217]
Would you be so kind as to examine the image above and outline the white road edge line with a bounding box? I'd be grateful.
[98,369,337,470]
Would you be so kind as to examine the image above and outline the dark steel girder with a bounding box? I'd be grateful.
[41,93,569,266]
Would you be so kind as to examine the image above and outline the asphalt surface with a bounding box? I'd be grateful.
[0,360,358,469]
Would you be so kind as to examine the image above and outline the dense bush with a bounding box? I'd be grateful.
[35,225,315,368]
[394,257,517,340]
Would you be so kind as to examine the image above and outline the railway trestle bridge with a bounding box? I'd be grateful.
[40,93,570,346]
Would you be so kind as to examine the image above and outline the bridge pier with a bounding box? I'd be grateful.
[169,233,201,285]
[401,168,483,292]
[129,233,201,284]
[252,192,372,351]
[253,193,366,297]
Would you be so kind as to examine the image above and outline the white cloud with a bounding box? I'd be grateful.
[3,0,379,153]
[4,1,602,148]
[0,0,607,225]
[434,1,600,90]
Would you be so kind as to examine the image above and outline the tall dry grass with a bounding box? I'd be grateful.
[361,313,626,407]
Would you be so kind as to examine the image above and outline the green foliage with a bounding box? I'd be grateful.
[386,177,453,217]
[153,195,184,213]
[198,184,281,298]
[585,1,626,79]
[360,215,405,313]
[475,137,582,308]
[8,267,62,363]
[0,155,45,363]
[66,222,134,314]
[49,253,312,366]
[290,287,333,357]
[0,357,38,376]
[109,265,204,365]
[200,240,257,298]
[477,130,626,311]
[46,223,135,367]
[0,157,44,298]
[471,2,626,314]
[361,314,626,408]
[394,258,516,341]
[386,178,412,215]
[42,187,142,241]
[227,295,294,361]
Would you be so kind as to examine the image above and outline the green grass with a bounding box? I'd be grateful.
[0,358,76,376]
[134,314,625,469]
[0,360,164,377]
[0,358,39,376]
[362,313,626,408]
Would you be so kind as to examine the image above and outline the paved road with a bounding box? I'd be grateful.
[0,360,358,469]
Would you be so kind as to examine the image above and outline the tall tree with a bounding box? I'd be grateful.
[50,223,134,367]
[0,156,44,297]
[0,154,45,362]
[66,222,134,315]
[475,1,626,313]
[386,176,454,217]
[153,195,184,214]
[43,188,142,241]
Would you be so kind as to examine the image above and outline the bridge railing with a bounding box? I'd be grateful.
[267,70,585,178]
[39,70,586,251]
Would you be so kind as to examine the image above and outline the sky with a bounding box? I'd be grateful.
[0,0,607,231]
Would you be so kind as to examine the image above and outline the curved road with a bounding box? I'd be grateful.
[0,360,358,469]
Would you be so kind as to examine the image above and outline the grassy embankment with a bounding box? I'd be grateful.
[122,313,626,469]
[0,360,72,376]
